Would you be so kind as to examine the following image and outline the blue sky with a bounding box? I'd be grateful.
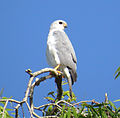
[0,0,120,113]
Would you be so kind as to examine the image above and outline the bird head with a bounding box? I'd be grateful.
[50,20,67,30]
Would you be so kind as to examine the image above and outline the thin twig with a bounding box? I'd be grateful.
[25,101,33,118]
[2,99,8,118]
[0,98,21,104]
[29,75,53,108]
[23,76,34,102]
[21,104,25,118]
[34,103,57,109]
[57,100,75,107]
[15,104,20,118]
[24,68,58,102]
[73,99,100,106]
[32,111,41,118]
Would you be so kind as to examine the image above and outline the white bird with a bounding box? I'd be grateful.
[46,20,77,98]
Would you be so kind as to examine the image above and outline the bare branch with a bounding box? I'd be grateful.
[25,101,33,118]
[21,104,25,118]
[0,99,21,104]
[34,102,62,111]
[32,112,40,118]
[15,104,20,118]
[73,99,100,106]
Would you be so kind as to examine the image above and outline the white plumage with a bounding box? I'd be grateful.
[46,20,77,97]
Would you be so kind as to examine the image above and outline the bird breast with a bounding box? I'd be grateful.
[46,31,60,67]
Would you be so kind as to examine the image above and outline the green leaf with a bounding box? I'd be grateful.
[0,106,4,111]
[63,113,67,118]
[106,106,115,117]
[115,72,120,80]
[60,105,66,118]
[114,99,120,102]
[47,105,53,114]
[48,105,53,110]
[66,107,71,118]
[89,105,99,117]
[101,111,108,118]
[79,105,85,114]
[93,102,108,107]
[2,97,9,99]
[44,97,54,101]
[11,112,15,115]
[0,88,4,97]
[109,101,117,111]
[87,107,92,117]
[0,101,6,105]
[70,93,77,102]
[62,81,68,85]
[114,67,120,79]
[47,91,54,96]
[115,107,120,116]
[6,108,14,111]
[98,106,108,118]
[114,67,120,75]
[47,91,55,98]
[63,91,69,96]
[72,107,77,118]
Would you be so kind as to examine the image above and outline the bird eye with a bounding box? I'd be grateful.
[59,22,63,24]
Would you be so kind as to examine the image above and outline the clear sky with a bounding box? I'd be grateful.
[0,0,120,112]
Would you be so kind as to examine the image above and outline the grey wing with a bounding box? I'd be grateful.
[53,31,77,84]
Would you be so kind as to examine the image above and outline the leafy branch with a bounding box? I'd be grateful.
[0,67,120,117]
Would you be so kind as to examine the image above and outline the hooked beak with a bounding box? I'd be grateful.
[63,23,67,28]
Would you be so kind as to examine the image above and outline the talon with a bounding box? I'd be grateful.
[49,64,64,77]
[49,70,62,75]
[57,70,62,74]
[54,64,60,70]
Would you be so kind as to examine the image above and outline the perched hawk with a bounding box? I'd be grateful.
[46,20,77,97]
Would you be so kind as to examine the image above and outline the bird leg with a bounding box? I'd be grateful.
[54,64,62,74]
[54,65,65,78]
[49,64,65,78]
[49,64,62,76]
[54,64,60,70]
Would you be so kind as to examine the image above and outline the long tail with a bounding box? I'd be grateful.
[64,67,73,98]
[67,66,77,85]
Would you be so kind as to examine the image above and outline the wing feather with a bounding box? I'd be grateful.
[53,30,77,83]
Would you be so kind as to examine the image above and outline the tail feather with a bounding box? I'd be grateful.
[67,76,72,98]
[64,67,77,98]
[67,67,77,85]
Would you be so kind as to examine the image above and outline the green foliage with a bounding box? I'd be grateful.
[1,67,120,117]
[43,90,120,117]
[0,88,4,97]
[114,99,120,102]
[0,89,14,118]
[0,106,13,118]
[1,91,120,117]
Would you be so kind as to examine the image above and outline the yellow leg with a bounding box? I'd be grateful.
[54,64,60,70]
[54,64,61,74]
